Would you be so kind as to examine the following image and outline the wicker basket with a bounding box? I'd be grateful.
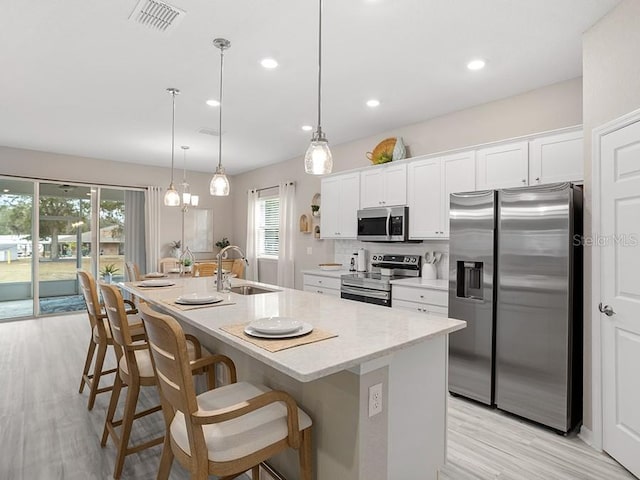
[366,137,396,164]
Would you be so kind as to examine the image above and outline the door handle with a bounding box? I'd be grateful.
[598,302,616,317]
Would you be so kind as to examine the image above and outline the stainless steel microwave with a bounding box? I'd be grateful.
[357,206,409,242]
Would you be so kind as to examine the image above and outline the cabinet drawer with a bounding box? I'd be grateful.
[392,286,447,306]
[303,275,341,290]
[303,284,340,297]
[392,299,448,316]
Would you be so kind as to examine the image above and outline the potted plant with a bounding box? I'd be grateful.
[311,204,320,216]
[216,237,230,249]
[181,258,193,273]
[100,264,119,284]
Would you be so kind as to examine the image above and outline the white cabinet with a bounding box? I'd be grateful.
[303,274,341,297]
[360,163,407,208]
[407,151,475,239]
[321,172,360,239]
[392,285,448,316]
[476,141,529,189]
[529,130,583,184]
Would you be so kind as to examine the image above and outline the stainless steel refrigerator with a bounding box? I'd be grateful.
[448,182,582,433]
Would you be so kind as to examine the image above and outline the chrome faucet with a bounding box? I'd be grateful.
[216,245,248,292]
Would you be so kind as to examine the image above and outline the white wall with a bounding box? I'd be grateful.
[0,146,234,266]
[232,77,583,289]
[582,0,640,433]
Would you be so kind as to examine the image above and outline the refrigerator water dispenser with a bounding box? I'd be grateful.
[457,261,483,300]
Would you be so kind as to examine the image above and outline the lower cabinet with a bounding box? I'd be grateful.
[303,274,341,297]
[392,285,448,316]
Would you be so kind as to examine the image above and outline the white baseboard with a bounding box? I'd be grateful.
[579,426,600,451]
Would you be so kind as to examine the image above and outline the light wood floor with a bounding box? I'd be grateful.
[0,313,635,480]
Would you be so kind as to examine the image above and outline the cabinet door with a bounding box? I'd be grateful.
[476,141,528,189]
[529,130,583,184]
[321,176,341,239]
[360,169,384,208]
[442,151,476,237]
[407,158,443,239]
[338,173,360,238]
[383,163,407,206]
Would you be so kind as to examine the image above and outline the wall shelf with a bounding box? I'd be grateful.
[299,214,311,233]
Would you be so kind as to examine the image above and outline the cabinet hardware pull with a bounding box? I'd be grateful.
[522,179,526,183]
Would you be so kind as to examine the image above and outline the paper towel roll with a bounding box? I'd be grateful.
[357,248,367,272]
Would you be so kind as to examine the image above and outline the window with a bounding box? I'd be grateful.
[256,195,279,259]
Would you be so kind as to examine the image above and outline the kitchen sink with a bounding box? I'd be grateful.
[230,285,279,295]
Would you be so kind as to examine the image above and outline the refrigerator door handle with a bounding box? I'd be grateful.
[598,302,616,317]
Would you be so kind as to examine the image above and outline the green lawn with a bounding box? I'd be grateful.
[0,256,124,282]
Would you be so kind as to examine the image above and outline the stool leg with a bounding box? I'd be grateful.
[251,465,261,479]
[88,341,108,410]
[102,374,123,447]
[113,378,140,479]
[299,427,313,480]
[79,337,96,393]
[157,433,174,480]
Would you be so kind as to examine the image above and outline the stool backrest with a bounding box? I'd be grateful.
[78,270,103,331]
[100,283,138,368]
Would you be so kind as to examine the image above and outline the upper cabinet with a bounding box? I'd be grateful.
[360,163,407,208]
[321,172,360,239]
[476,141,529,190]
[407,151,475,239]
[529,130,583,185]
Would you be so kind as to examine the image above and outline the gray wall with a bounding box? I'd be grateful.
[232,77,583,290]
[582,0,640,433]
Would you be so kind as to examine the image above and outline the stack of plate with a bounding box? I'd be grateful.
[175,293,223,305]
[145,272,167,278]
[244,317,313,339]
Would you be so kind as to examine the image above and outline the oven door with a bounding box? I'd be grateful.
[341,285,391,307]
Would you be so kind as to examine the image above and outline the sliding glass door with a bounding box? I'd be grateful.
[0,178,35,319]
[0,177,141,321]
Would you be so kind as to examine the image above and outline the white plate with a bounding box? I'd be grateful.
[249,317,302,334]
[139,279,176,287]
[319,264,342,271]
[244,322,313,339]
[144,272,167,278]
[176,293,223,305]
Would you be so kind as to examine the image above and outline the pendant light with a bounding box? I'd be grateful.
[304,0,333,175]
[181,146,199,211]
[210,38,231,196]
[164,87,181,206]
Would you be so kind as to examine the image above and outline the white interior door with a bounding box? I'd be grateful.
[601,119,640,478]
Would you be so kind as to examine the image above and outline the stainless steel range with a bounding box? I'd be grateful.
[340,254,421,307]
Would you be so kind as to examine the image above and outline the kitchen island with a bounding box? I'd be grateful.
[122,277,465,480]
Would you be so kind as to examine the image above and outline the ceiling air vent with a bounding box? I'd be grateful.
[129,0,185,33]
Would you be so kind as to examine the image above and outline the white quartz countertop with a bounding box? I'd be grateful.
[122,277,465,383]
[301,268,351,278]
[389,277,449,291]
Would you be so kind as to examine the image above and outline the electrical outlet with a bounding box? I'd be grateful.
[306,247,312,255]
[368,383,383,417]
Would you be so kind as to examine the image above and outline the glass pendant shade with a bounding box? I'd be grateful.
[304,136,333,175]
[210,165,230,196]
[182,191,191,204]
[164,184,181,206]
[191,194,200,207]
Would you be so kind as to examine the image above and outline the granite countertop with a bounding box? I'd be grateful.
[389,277,449,291]
[123,277,465,383]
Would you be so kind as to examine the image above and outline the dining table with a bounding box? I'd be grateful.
[121,275,465,480]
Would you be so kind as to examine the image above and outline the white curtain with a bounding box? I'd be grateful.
[125,190,146,273]
[277,182,295,288]
[145,186,162,274]
[245,189,259,281]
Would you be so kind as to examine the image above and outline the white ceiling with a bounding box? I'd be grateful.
[0,0,619,175]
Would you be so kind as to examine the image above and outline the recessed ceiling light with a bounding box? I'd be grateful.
[366,99,380,108]
[3,189,9,193]
[302,125,313,132]
[206,99,220,107]
[261,58,278,69]
[467,59,486,71]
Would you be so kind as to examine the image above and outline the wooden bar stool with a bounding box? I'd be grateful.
[77,270,143,411]
[99,284,229,479]
[138,303,313,480]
